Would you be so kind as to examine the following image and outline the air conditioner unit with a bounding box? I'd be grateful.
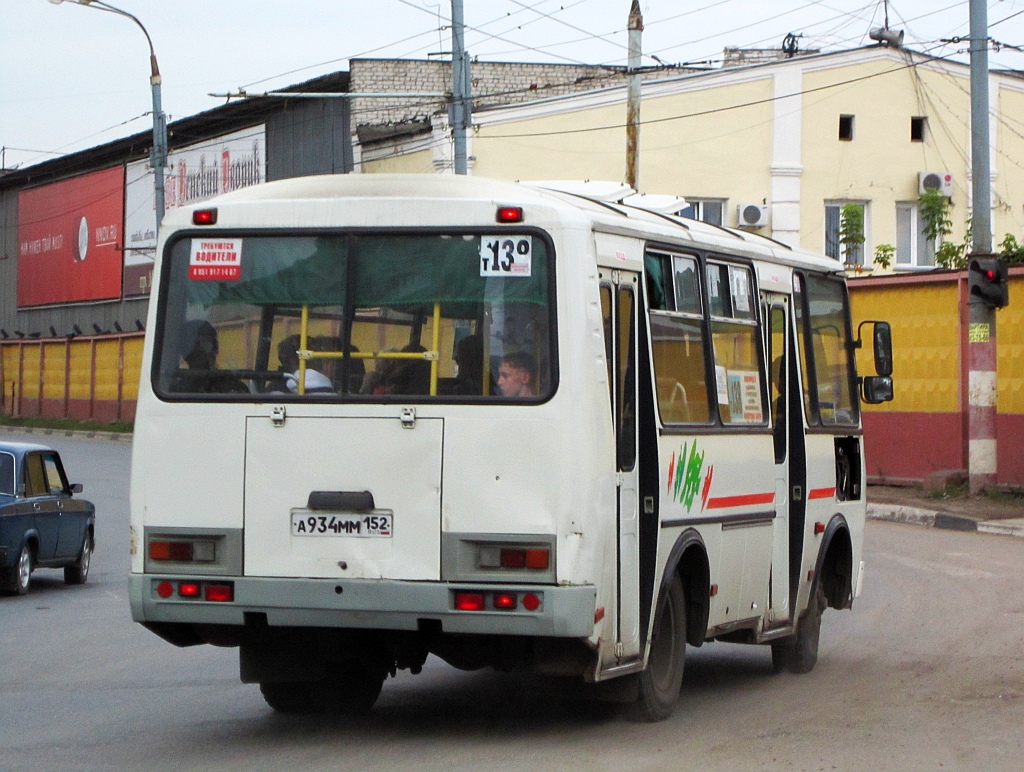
[737,203,769,227]
[918,171,953,197]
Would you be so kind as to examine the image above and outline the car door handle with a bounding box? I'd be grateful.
[33,502,41,510]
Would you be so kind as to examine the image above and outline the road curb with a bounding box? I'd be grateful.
[867,502,1024,538]
[0,425,132,442]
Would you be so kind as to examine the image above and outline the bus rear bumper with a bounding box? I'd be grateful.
[129,573,597,638]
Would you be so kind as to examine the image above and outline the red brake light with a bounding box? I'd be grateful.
[178,582,201,598]
[455,592,486,611]
[500,549,527,569]
[496,206,523,223]
[204,583,234,603]
[493,593,518,610]
[525,549,550,569]
[156,581,174,599]
[149,541,193,562]
[522,593,541,611]
[193,208,217,225]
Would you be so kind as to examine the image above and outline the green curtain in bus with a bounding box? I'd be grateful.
[187,235,548,310]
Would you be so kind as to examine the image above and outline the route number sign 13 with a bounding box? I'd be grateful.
[480,236,532,277]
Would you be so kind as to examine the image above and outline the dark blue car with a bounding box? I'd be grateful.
[0,442,95,595]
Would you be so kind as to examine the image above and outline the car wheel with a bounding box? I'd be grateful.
[632,573,686,722]
[771,582,825,674]
[64,533,93,585]
[2,544,33,596]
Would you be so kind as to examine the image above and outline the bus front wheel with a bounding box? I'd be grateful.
[633,573,686,721]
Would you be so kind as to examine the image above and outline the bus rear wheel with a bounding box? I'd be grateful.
[260,661,386,715]
[633,573,686,721]
[771,582,825,674]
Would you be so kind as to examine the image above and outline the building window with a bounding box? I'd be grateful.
[911,116,927,142]
[839,114,854,141]
[824,203,866,265]
[677,199,724,226]
[896,203,935,267]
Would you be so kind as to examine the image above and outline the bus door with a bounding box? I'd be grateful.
[600,271,641,661]
[764,295,799,625]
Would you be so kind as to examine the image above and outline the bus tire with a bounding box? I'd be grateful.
[771,582,825,674]
[259,662,385,715]
[633,573,686,721]
[259,681,319,714]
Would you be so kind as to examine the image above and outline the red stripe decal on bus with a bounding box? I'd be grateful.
[808,487,836,500]
[705,492,776,509]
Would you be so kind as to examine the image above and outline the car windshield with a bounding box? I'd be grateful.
[155,232,555,401]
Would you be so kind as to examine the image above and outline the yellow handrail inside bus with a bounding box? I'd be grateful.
[292,303,442,395]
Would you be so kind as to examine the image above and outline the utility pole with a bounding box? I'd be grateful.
[451,0,471,175]
[625,0,643,190]
[967,0,997,494]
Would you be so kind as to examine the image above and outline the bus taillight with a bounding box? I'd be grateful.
[454,592,486,611]
[499,548,549,569]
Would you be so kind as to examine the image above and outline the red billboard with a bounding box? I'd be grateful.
[18,166,125,307]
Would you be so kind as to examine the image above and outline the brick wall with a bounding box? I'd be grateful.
[350,59,687,129]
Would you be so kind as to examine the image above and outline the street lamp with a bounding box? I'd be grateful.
[49,0,168,227]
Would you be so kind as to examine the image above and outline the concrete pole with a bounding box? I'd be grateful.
[625,0,643,190]
[451,0,469,175]
[967,0,996,494]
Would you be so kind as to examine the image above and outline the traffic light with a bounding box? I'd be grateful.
[969,257,1009,309]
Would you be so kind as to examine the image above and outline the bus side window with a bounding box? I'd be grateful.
[600,284,614,425]
[648,253,712,424]
[644,253,672,311]
[707,262,766,426]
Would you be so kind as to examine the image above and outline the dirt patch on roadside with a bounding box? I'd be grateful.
[868,484,1024,521]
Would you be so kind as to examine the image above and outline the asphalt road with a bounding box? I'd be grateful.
[2,435,1023,771]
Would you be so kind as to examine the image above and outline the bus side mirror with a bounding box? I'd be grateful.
[862,375,893,404]
[70,483,84,494]
[856,320,893,376]
[872,322,892,377]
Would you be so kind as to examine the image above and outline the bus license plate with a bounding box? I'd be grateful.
[291,512,393,538]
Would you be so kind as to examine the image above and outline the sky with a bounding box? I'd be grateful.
[2,0,1023,171]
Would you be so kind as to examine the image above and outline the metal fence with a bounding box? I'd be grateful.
[0,333,143,424]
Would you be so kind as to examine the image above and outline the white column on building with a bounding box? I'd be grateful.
[770,67,804,247]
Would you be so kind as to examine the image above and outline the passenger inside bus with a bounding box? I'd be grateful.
[451,334,484,395]
[277,335,335,394]
[170,320,249,394]
[497,351,536,398]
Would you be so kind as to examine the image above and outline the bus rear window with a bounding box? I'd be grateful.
[155,233,554,401]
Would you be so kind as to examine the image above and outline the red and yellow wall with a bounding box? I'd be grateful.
[851,267,1024,486]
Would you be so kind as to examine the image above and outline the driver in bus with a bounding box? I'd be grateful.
[497,351,537,398]
[171,320,249,394]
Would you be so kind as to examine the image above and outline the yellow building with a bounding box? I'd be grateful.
[355,46,1024,271]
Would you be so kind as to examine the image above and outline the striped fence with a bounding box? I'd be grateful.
[0,333,143,424]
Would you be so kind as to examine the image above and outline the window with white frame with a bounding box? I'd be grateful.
[824,202,866,265]
[678,199,724,226]
[895,202,935,267]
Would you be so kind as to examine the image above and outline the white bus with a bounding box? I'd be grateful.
[129,174,893,720]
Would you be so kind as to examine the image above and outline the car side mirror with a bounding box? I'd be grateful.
[70,483,83,494]
[862,375,893,404]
